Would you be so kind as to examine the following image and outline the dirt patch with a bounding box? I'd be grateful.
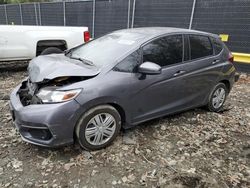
[0,61,28,72]
[0,70,249,188]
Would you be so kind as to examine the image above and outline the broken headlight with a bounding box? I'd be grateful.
[36,87,82,103]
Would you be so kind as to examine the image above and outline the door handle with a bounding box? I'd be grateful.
[212,59,220,65]
[173,70,186,77]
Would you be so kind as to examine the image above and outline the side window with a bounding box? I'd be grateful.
[143,35,183,67]
[211,37,223,55]
[189,35,213,60]
[114,49,141,73]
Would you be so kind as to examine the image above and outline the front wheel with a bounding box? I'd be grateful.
[207,83,228,112]
[75,105,121,150]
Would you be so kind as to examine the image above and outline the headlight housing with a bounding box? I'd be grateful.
[36,87,82,103]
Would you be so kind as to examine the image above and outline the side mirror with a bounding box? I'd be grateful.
[138,62,162,75]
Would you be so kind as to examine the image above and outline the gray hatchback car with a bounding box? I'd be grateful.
[10,27,238,150]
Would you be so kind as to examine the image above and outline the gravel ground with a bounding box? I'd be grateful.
[0,64,249,188]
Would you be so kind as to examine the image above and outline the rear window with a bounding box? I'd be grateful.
[189,35,213,60]
[211,37,223,55]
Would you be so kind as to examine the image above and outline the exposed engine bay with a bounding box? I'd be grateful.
[18,76,89,106]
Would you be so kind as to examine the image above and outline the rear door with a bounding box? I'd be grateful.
[181,34,223,106]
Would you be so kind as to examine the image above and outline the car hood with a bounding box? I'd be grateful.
[28,54,100,83]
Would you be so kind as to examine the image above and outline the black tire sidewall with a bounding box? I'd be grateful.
[208,83,228,112]
[76,105,121,151]
[41,47,62,55]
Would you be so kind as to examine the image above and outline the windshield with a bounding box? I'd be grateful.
[67,32,147,68]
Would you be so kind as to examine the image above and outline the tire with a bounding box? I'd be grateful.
[40,47,63,55]
[75,105,121,151]
[207,83,228,112]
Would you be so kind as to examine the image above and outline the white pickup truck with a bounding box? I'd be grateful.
[0,25,90,61]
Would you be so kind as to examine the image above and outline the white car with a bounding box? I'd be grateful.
[0,25,90,61]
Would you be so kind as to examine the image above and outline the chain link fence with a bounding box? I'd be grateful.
[191,0,250,54]
[0,0,249,53]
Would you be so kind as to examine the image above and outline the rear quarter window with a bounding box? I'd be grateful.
[189,35,213,60]
[211,37,223,55]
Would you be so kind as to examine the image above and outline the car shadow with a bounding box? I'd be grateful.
[17,105,232,160]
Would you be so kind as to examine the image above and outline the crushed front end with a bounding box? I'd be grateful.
[18,79,41,106]
[9,78,83,147]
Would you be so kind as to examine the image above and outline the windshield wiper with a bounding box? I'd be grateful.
[69,56,94,66]
[64,49,72,56]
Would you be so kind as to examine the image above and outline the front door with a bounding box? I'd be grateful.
[130,34,191,123]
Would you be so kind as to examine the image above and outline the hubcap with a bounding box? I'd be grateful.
[85,113,116,146]
[212,87,226,109]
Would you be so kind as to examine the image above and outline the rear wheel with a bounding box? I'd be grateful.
[75,105,121,150]
[40,47,63,55]
[207,83,228,112]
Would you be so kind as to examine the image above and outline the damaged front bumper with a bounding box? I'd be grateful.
[9,81,81,147]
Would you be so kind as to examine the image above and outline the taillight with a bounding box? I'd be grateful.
[228,52,234,63]
[84,31,90,43]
